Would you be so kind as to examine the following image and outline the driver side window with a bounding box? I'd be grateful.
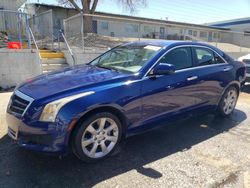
[158,47,192,70]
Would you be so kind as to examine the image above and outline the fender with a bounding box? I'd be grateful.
[216,80,240,106]
[63,103,129,148]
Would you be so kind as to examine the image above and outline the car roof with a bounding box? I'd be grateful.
[125,40,217,49]
[123,40,224,56]
[122,40,226,59]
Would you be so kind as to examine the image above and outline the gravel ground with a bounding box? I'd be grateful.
[0,88,250,188]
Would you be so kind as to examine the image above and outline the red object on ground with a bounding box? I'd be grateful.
[8,42,21,49]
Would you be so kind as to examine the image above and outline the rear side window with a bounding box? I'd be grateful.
[158,47,192,70]
[194,47,225,66]
[214,53,226,64]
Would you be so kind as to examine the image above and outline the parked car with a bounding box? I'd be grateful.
[6,41,246,162]
[238,54,250,82]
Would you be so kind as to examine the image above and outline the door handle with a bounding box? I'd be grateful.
[223,67,231,72]
[187,76,198,81]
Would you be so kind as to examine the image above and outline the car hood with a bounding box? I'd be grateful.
[18,64,131,99]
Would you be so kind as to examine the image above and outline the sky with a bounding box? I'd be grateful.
[27,0,250,24]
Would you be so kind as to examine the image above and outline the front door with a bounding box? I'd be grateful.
[140,47,199,124]
[160,27,165,39]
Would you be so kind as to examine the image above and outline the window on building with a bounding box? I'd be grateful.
[200,31,207,38]
[188,30,193,35]
[56,18,61,29]
[193,31,197,37]
[158,47,192,70]
[101,21,109,30]
[213,32,219,39]
[144,25,154,33]
[125,24,139,33]
[194,47,225,66]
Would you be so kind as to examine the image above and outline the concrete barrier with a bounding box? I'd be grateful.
[0,49,41,89]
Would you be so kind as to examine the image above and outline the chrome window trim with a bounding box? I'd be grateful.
[175,63,227,73]
[13,90,34,116]
[144,44,228,78]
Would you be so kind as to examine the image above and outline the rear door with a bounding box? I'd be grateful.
[191,46,234,108]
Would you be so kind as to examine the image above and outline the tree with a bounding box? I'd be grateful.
[58,0,147,33]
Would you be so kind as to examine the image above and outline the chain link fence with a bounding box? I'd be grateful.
[63,13,84,51]
[0,10,31,48]
[63,13,250,60]
[1,9,249,61]
[28,9,54,50]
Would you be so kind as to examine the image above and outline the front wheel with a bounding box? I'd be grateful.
[72,112,122,163]
[217,86,239,117]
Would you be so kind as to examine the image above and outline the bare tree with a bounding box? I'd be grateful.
[117,0,147,13]
[58,0,147,33]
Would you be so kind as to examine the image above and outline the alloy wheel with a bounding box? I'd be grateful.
[223,89,237,115]
[81,117,119,158]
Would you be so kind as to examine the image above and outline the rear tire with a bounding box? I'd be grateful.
[72,112,122,163]
[217,86,239,117]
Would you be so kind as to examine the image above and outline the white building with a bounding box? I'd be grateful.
[94,12,225,42]
[208,18,250,47]
[25,3,250,48]
[25,3,227,43]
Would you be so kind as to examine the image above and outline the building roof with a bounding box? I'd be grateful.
[25,2,76,10]
[26,2,229,31]
[207,17,250,27]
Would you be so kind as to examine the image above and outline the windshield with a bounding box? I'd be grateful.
[90,44,162,73]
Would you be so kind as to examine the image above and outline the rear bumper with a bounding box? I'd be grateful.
[245,74,250,82]
[6,113,69,154]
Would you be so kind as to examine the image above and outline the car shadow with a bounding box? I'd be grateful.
[0,109,247,187]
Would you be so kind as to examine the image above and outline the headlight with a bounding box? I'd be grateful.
[39,91,94,122]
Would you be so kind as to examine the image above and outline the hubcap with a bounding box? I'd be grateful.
[81,117,119,158]
[223,89,237,115]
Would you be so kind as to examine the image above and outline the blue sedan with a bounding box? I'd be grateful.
[6,41,246,162]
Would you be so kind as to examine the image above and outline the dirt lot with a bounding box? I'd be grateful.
[1,88,250,188]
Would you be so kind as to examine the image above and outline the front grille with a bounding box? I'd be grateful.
[21,134,53,146]
[8,90,34,116]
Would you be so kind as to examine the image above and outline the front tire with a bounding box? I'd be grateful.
[72,112,122,163]
[217,86,239,117]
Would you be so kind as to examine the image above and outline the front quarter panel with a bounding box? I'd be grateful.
[56,79,142,136]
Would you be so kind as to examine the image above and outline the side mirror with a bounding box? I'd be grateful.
[150,63,176,75]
